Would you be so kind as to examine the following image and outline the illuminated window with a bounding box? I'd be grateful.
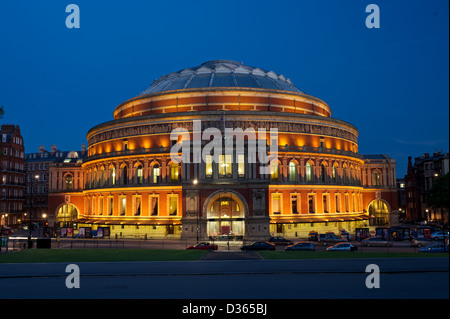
[289,162,296,182]
[120,197,126,216]
[219,155,232,177]
[170,163,179,183]
[205,155,213,178]
[238,154,245,177]
[332,165,337,183]
[65,174,73,190]
[169,196,178,216]
[373,171,381,186]
[272,194,281,214]
[152,165,160,184]
[270,160,278,182]
[306,162,313,183]
[137,165,143,184]
[110,167,116,186]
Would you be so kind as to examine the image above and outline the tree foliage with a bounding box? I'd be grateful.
[427,172,450,211]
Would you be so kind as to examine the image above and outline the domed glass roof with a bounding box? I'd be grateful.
[138,60,304,96]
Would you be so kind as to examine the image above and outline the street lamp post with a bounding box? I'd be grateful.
[27,174,39,249]
[193,179,199,243]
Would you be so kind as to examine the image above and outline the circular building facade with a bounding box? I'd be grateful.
[59,60,374,240]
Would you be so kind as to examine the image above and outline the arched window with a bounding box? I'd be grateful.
[110,167,116,186]
[270,160,278,182]
[289,161,297,182]
[306,162,313,183]
[343,166,348,185]
[65,174,73,190]
[321,164,327,183]
[170,163,179,183]
[332,165,337,183]
[373,171,381,186]
[152,164,160,184]
[122,166,128,185]
[136,165,143,184]
[100,168,105,186]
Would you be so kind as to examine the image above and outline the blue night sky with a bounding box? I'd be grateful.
[0,0,448,177]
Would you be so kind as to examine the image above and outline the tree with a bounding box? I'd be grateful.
[427,172,449,224]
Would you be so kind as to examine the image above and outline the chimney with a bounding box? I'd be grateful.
[38,145,45,154]
[50,144,57,153]
[81,143,86,153]
[424,153,429,158]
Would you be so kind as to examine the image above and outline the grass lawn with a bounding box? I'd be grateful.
[0,249,209,263]
[258,251,449,259]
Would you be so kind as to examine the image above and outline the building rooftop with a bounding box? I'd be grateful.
[138,60,304,96]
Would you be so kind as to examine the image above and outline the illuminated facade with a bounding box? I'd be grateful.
[48,60,398,240]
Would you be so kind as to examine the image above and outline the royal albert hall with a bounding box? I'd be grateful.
[48,60,398,241]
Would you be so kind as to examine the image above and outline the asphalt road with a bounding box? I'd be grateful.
[0,257,448,299]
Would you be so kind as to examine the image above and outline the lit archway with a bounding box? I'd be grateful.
[367,199,390,226]
[203,190,247,240]
[56,203,79,228]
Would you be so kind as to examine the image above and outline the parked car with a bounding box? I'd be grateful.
[326,243,358,252]
[339,229,352,241]
[285,242,316,251]
[240,242,276,251]
[308,231,319,241]
[411,237,434,247]
[362,237,392,247]
[431,231,449,241]
[186,242,218,250]
[419,244,449,253]
[267,236,293,245]
[319,233,348,246]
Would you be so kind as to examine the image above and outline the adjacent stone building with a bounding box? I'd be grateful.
[0,124,25,226]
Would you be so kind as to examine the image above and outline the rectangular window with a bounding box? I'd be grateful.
[238,154,245,177]
[134,197,141,216]
[323,194,329,213]
[150,196,158,216]
[99,197,104,215]
[272,194,281,214]
[291,194,299,214]
[120,197,126,216]
[308,194,315,213]
[352,193,356,212]
[108,197,114,215]
[205,155,213,178]
[335,193,340,213]
[345,194,349,212]
[219,155,232,177]
[169,196,178,216]
[153,167,160,184]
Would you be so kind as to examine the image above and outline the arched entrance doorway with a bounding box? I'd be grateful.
[204,191,246,241]
[56,203,79,228]
[368,199,390,226]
